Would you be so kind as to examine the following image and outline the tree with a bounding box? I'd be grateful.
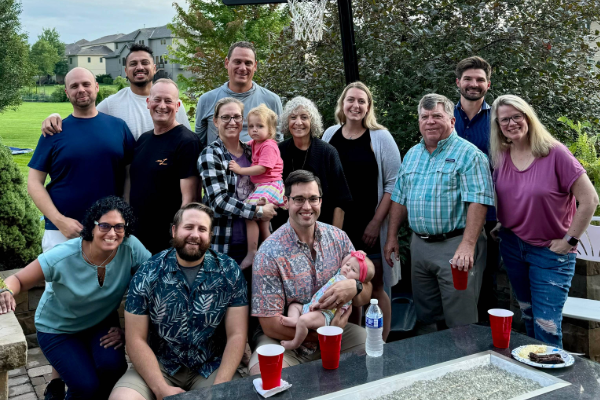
[260,0,600,155]
[30,39,60,85]
[169,0,290,114]
[38,28,67,76]
[0,137,43,271]
[0,0,33,112]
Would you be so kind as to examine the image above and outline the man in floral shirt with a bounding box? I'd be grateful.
[249,170,372,375]
[110,203,248,400]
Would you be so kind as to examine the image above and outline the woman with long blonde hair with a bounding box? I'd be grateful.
[490,94,598,347]
[322,82,401,341]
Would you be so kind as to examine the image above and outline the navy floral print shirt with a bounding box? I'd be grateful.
[126,248,248,377]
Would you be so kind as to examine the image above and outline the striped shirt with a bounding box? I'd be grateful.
[391,131,494,235]
[198,138,257,253]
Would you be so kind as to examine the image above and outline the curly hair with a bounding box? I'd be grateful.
[80,196,136,241]
[280,96,323,138]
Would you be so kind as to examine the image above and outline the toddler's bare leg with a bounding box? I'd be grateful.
[280,303,303,327]
[281,311,326,350]
[240,219,259,270]
[258,220,271,241]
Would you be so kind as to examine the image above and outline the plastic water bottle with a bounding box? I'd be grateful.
[365,299,384,357]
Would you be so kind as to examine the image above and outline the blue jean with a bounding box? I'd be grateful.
[37,319,127,400]
[498,228,575,348]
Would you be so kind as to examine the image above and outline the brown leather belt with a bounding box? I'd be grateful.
[416,228,465,242]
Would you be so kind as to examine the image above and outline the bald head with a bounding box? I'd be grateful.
[65,67,96,87]
[147,79,181,129]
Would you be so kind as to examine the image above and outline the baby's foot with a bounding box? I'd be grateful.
[280,315,297,328]
[239,250,257,270]
[281,339,299,350]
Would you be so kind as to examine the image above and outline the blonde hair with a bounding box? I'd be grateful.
[213,97,244,119]
[247,104,278,139]
[334,81,386,131]
[490,95,559,168]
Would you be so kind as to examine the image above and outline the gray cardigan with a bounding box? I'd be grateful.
[323,125,402,286]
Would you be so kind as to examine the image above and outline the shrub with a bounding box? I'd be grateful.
[50,85,68,102]
[96,86,116,105]
[102,77,113,85]
[0,138,43,271]
[114,76,127,90]
[96,74,112,83]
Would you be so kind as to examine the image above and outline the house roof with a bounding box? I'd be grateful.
[114,25,175,43]
[68,45,114,57]
[85,33,125,46]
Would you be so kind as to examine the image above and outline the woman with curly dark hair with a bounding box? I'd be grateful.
[0,196,151,400]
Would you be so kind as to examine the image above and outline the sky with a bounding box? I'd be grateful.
[21,0,189,45]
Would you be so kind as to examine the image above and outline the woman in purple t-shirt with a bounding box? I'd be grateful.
[489,94,598,348]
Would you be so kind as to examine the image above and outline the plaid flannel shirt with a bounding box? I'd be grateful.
[391,131,494,235]
[198,138,257,253]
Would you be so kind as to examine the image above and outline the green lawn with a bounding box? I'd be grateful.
[0,102,73,178]
[20,84,120,97]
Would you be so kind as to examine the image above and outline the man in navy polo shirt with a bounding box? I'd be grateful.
[28,67,135,252]
[454,56,499,322]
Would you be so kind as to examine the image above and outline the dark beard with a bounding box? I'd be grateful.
[460,87,486,101]
[131,79,151,88]
[172,236,211,262]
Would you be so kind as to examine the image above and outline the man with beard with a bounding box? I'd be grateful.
[28,67,135,252]
[194,41,283,146]
[41,44,191,140]
[454,56,499,322]
[126,78,201,254]
[110,203,248,400]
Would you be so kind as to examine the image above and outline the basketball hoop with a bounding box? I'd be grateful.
[287,0,328,42]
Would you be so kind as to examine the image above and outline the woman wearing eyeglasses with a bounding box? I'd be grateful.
[0,196,150,400]
[489,95,598,347]
[198,97,278,271]
[271,96,352,231]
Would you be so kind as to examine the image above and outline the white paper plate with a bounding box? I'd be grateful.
[511,345,574,368]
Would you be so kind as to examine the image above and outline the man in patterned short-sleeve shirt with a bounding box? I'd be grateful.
[111,203,248,400]
[384,93,494,329]
[248,170,373,375]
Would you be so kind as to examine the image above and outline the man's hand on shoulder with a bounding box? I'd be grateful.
[41,113,63,137]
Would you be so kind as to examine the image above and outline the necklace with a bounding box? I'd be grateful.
[292,140,311,171]
[82,241,116,267]
[342,126,365,140]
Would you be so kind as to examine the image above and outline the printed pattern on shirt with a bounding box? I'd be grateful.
[198,139,257,253]
[391,131,494,235]
[126,249,248,377]
[252,222,354,317]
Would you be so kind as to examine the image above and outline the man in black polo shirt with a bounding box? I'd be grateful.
[127,78,201,254]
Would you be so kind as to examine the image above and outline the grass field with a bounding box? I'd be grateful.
[20,84,120,97]
[0,102,74,178]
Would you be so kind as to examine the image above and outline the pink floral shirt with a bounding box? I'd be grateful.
[251,222,354,317]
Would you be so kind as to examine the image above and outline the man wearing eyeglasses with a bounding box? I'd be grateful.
[194,41,283,147]
[453,56,500,323]
[384,93,494,329]
[28,67,135,253]
[126,79,201,255]
[248,170,372,373]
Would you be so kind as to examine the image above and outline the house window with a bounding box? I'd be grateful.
[156,56,159,64]
[164,55,167,64]
[100,58,103,63]
[88,57,91,63]
[122,58,126,66]
[116,43,119,49]
[69,58,72,64]
[139,39,144,45]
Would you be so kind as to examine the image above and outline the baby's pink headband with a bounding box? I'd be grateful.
[351,251,367,283]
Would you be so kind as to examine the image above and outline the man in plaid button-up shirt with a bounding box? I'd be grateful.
[384,93,494,328]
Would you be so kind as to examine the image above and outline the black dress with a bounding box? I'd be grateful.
[329,128,380,254]
[272,137,352,231]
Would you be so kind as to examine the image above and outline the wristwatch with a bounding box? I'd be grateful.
[355,280,363,296]
[256,206,264,219]
[564,234,579,246]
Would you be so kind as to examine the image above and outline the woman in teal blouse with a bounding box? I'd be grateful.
[0,196,151,400]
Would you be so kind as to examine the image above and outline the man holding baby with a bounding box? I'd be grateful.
[249,170,373,374]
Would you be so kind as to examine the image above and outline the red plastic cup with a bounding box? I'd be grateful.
[488,309,514,348]
[450,259,468,290]
[318,326,343,369]
[257,344,285,390]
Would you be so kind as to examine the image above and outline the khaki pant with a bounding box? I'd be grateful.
[113,363,241,400]
[248,323,366,370]
[410,232,486,328]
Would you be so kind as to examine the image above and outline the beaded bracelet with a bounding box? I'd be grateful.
[0,277,14,295]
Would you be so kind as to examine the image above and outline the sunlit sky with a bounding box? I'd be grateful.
[21,0,189,45]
